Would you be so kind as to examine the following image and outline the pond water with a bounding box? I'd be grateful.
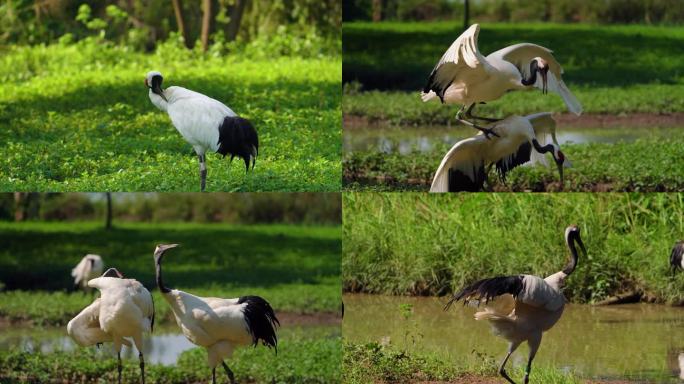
[0,323,338,365]
[344,125,675,155]
[343,294,684,382]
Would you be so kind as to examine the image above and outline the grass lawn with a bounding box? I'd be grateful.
[0,40,341,191]
[0,327,341,383]
[0,221,341,325]
[342,193,684,303]
[343,22,684,122]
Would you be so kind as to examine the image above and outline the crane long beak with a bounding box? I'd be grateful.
[541,69,548,94]
[576,236,587,258]
[556,161,564,188]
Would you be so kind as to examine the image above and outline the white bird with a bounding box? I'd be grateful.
[422,24,581,138]
[83,268,155,384]
[153,244,279,384]
[445,225,586,384]
[71,254,104,292]
[145,71,258,192]
[670,240,684,275]
[430,112,571,192]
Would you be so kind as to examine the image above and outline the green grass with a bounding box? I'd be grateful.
[0,221,341,325]
[342,193,684,303]
[344,133,684,192]
[343,22,684,121]
[0,328,341,383]
[0,39,341,191]
[343,341,583,384]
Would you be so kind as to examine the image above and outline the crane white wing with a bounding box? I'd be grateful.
[430,136,488,192]
[71,257,89,284]
[488,44,582,115]
[422,24,496,103]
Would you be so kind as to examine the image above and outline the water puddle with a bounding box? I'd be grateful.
[343,294,684,382]
[0,323,337,365]
[344,125,676,155]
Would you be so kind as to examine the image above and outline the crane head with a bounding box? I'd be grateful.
[145,71,167,102]
[101,267,123,278]
[532,57,550,94]
[154,243,179,261]
[551,144,570,187]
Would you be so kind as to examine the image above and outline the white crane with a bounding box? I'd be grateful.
[153,244,279,384]
[82,268,155,384]
[670,240,684,275]
[445,225,586,384]
[71,254,104,292]
[422,24,581,138]
[430,112,570,192]
[145,71,258,192]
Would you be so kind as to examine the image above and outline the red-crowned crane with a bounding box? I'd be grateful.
[71,254,104,292]
[421,24,581,138]
[430,112,570,192]
[145,71,258,192]
[77,268,155,384]
[670,240,684,275]
[445,225,586,384]
[153,244,279,384]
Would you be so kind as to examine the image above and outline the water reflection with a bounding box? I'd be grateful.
[343,294,684,382]
[344,125,677,155]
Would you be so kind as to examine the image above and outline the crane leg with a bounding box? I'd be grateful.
[198,154,207,192]
[465,103,500,123]
[523,334,542,384]
[117,352,122,384]
[139,352,145,384]
[456,107,500,140]
[212,367,216,384]
[222,361,236,384]
[499,341,521,384]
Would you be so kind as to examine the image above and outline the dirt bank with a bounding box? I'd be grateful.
[344,112,684,129]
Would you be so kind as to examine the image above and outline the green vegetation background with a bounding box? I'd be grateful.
[343,193,684,304]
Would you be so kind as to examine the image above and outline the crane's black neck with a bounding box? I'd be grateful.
[531,139,554,154]
[155,257,171,294]
[521,61,539,86]
[563,232,580,275]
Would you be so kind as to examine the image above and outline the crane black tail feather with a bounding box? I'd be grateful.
[444,275,524,311]
[217,116,259,171]
[239,295,280,354]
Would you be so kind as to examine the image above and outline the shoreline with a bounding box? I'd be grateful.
[343,112,684,129]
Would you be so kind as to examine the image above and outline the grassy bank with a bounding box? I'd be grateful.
[0,221,341,325]
[344,342,584,384]
[343,22,684,121]
[0,40,341,191]
[0,328,341,383]
[344,132,684,192]
[342,193,684,303]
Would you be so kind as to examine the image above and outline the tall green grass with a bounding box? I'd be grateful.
[0,221,341,324]
[343,193,684,303]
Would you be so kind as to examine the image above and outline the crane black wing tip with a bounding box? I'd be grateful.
[216,116,259,171]
[239,295,279,351]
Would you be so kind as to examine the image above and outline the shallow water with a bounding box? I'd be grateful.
[344,125,675,155]
[343,294,684,382]
[0,324,337,365]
